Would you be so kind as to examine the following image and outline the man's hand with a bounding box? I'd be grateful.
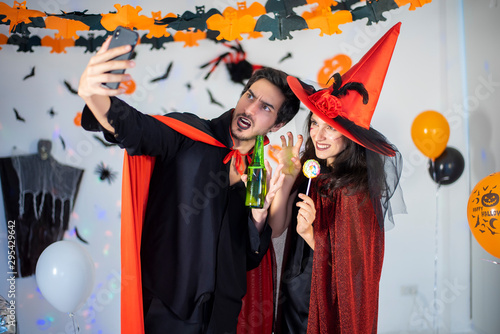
[242,160,285,231]
[78,36,135,99]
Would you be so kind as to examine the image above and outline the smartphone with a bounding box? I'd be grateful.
[103,26,139,89]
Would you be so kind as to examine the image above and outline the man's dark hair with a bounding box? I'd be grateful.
[242,67,300,126]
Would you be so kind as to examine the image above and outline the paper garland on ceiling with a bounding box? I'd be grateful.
[0,0,432,53]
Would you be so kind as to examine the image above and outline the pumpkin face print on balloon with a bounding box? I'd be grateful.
[317,54,352,88]
[482,191,499,207]
[467,172,500,258]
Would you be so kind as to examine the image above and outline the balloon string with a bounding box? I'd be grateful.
[69,312,80,334]
[433,185,439,334]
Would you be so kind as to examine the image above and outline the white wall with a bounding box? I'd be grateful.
[463,1,500,334]
[0,1,494,333]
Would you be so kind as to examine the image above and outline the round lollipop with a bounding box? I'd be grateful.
[303,159,320,196]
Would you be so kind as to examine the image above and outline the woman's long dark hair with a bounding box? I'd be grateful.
[298,112,384,198]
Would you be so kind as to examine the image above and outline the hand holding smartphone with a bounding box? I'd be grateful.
[103,26,139,90]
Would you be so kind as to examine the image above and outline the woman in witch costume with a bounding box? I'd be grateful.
[269,23,406,334]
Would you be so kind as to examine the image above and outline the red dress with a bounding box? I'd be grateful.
[307,180,384,334]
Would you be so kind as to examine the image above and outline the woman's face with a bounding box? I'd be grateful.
[309,114,347,166]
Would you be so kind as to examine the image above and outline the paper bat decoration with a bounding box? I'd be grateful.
[234,1,266,17]
[206,7,258,41]
[7,33,41,52]
[150,62,173,83]
[206,88,224,108]
[394,0,432,11]
[10,16,45,35]
[157,6,221,32]
[173,29,206,47]
[330,0,361,11]
[302,8,352,36]
[101,4,154,32]
[41,35,75,53]
[95,161,118,184]
[140,33,174,50]
[63,80,78,94]
[75,33,107,53]
[59,134,66,150]
[144,11,175,38]
[0,1,45,33]
[23,65,34,80]
[255,12,308,40]
[279,52,292,63]
[351,0,399,25]
[48,10,105,31]
[74,227,89,244]
[13,108,25,122]
[48,108,57,118]
[267,0,308,17]
[43,15,90,39]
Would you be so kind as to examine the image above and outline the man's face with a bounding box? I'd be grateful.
[231,78,285,141]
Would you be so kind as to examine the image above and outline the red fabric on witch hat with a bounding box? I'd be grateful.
[287,22,402,157]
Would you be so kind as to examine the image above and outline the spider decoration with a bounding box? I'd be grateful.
[200,40,262,85]
[94,161,118,185]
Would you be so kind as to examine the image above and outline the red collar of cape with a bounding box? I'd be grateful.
[120,113,271,334]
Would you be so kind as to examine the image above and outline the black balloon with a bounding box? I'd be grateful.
[427,147,465,185]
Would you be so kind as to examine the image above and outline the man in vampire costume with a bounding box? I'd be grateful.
[77,36,300,334]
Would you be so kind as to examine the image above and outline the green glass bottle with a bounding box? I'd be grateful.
[245,135,267,208]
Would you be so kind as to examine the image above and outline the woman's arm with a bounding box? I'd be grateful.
[268,132,303,238]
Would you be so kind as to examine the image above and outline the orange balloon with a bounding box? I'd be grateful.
[411,110,450,160]
[467,172,500,258]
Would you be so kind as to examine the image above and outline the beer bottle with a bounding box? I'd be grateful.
[245,135,267,208]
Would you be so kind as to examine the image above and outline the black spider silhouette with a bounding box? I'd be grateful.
[94,161,117,184]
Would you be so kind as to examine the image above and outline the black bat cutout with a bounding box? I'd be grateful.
[351,0,399,25]
[7,34,41,52]
[13,108,25,122]
[23,66,35,80]
[64,80,78,95]
[279,52,292,63]
[255,13,308,41]
[59,135,66,150]
[75,226,89,244]
[140,34,174,50]
[156,6,221,32]
[48,108,57,118]
[75,33,108,53]
[207,89,224,108]
[151,62,173,83]
[47,10,105,31]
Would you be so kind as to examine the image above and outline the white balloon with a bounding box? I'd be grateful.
[35,241,95,313]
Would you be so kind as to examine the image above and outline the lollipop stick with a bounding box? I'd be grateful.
[306,178,311,196]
